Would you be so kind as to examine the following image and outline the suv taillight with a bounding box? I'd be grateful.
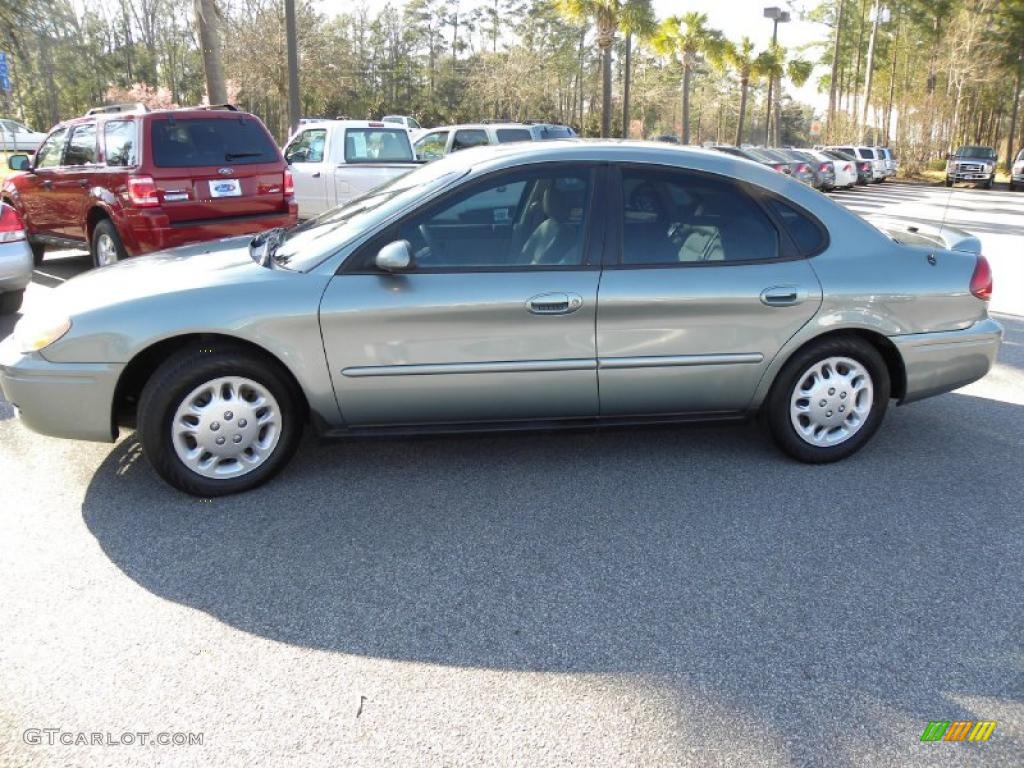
[127,176,160,208]
[0,205,26,243]
[819,163,830,173]
[970,255,992,301]
[284,169,294,198]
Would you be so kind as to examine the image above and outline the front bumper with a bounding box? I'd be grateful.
[891,318,1003,405]
[0,239,33,292]
[0,334,122,442]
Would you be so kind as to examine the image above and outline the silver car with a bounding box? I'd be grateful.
[0,202,33,315]
[0,142,1003,496]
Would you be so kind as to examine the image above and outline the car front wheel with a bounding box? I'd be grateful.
[137,345,305,496]
[0,289,24,315]
[766,337,890,464]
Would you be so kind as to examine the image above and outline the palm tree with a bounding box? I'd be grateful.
[652,12,723,144]
[620,2,657,138]
[759,42,813,145]
[555,0,656,138]
[719,36,772,146]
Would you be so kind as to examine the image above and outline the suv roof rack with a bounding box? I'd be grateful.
[176,103,239,112]
[86,102,150,116]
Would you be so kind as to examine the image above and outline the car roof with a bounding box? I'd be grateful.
[295,119,409,130]
[430,123,531,131]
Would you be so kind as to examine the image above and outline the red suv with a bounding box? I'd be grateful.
[2,104,297,268]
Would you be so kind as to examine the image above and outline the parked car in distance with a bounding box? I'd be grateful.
[0,142,1001,496]
[526,123,577,140]
[784,148,835,191]
[716,145,793,177]
[758,147,816,186]
[876,146,897,178]
[653,134,681,144]
[0,202,32,315]
[826,145,885,182]
[1010,148,1024,191]
[283,120,418,219]
[822,149,863,187]
[946,145,997,189]
[2,103,297,269]
[381,115,425,141]
[413,123,534,161]
[1,119,47,152]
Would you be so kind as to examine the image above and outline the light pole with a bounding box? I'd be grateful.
[763,6,790,146]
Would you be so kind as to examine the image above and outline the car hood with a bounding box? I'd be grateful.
[42,236,271,317]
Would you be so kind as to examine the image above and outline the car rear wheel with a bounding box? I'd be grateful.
[0,289,24,315]
[29,239,45,266]
[766,336,890,464]
[90,219,127,268]
[137,345,305,496]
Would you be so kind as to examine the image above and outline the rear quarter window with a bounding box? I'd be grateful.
[104,120,137,167]
[344,128,413,163]
[150,117,279,167]
[765,197,828,256]
[495,128,532,143]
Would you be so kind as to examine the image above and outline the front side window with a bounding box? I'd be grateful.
[104,120,137,167]
[150,118,279,167]
[451,129,489,152]
[285,129,327,163]
[394,168,593,269]
[343,128,413,163]
[64,123,97,165]
[619,168,780,265]
[408,117,422,130]
[414,131,448,160]
[34,127,68,169]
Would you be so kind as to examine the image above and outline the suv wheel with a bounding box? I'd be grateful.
[91,219,127,268]
[137,345,305,496]
[0,289,24,315]
[945,177,953,187]
[766,336,890,464]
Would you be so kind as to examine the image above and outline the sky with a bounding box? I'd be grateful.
[313,0,833,111]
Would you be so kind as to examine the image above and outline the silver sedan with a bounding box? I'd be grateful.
[0,202,33,315]
[0,142,1003,496]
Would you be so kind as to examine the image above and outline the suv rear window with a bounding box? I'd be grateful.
[150,118,279,167]
[344,128,413,163]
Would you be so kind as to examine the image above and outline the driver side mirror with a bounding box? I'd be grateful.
[375,240,415,272]
[285,148,307,164]
[7,154,30,172]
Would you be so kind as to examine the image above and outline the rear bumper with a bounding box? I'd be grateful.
[121,203,299,256]
[0,240,33,292]
[0,335,121,442]
[891,318,1003,405]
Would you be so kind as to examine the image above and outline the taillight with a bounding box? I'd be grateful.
[844,163,852,172]
[772,163,785,172]
[819,163,830,173]
[797,163,809,174]
[859,161,870,171]
[0,205,26,243]
[284,169,294,198]
[127,176,160,207]
[970,255,992,301]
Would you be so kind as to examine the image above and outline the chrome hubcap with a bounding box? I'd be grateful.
[790,357,873,447]
[171,376,281,479]
[96,234,118,267]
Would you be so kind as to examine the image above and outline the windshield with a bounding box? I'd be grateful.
[954,146,996,159]
[271,161,468,272]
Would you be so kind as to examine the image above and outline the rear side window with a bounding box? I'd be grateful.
[765,198,828,256]
[344,128,413,163]
[495,128,532,143]
[858,148,875,159]
[452,129,488,152]
[150,118,279,167]
[619,168,780,265]
[104,120,137,167]
[65,123,97,165]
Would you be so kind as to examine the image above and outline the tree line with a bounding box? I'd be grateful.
[1,0,1022,171]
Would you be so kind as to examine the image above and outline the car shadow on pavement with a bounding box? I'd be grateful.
[80,391,1024,766]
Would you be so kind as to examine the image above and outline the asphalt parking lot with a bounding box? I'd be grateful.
[1,181,1022,767]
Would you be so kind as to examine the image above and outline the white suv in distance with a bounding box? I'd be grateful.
[826,145,886,183]
[382,115,425,142]
[1011,148,1024,192]
[413,123,534,161]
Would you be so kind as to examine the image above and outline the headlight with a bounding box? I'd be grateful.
[14,314,72,353]
[983,163,993,173]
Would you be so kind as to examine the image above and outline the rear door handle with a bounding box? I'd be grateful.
[311,172,321,178]
[760,286,802,307]
[526,292,583,315]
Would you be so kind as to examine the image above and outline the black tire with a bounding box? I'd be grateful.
[0,289,24,315]
[945,178,953,187]
[765,336,891,464]
[1010,181,1017,192]
[137,344,305,496]
[984,178,994,190]
[90,218,128,268]
[29,239,45,266]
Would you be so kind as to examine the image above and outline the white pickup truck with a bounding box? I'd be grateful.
[282,120,419,219]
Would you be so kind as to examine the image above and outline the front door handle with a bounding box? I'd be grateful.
[311,171,321,178]
[41,179,53,189]
[526,292,583,315]
[759,286,802,307]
